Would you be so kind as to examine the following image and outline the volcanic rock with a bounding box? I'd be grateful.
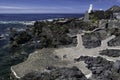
[100,49,120,57]
[75,56,120,80]
[107,5,120,13]
[82,33,101,48]
[21,67,88,80]
[108,36,120,46]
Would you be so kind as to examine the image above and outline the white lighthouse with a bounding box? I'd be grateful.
[84,4,93,22]
[88,4,93,13]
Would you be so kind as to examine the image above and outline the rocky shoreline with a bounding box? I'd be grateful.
[9,5,120,80]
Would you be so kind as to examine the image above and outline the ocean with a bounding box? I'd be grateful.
[0,14,84,21]
[0,13,84,79]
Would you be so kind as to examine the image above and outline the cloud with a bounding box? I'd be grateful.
[0,6,23,9]
[0,5,81,13]
[0,5,79,10]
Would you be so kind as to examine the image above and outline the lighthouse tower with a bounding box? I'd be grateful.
[84,4,93,22]
[88,4,93,13]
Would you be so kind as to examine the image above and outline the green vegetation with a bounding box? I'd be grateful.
[90,14,98,23]
[90,10,113,22]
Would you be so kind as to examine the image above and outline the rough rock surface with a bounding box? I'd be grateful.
[74,56,120,80]
[82,33,101,48]
[93,30,108,40]
[11,48,68,78]
[21,67,88,80]
[100,49,120,57]
[107,5,120,12]
[108,36,120,46]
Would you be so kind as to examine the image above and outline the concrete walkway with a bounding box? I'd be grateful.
[11,33,120,79]
[54,33,120,78]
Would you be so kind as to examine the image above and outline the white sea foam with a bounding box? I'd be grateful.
[11,67,21,79]
[0,19,54,25]
[0,21,35,25]
[0,17,75,25]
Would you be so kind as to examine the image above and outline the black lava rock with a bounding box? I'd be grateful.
[108,36,120,46]
[21,67,88,80]
[100,49,120,57]
[113,60,120,73]
[75,56,120,80]
[82,33,101,49]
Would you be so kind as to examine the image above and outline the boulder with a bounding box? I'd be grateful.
[82,33,101,48]
[99,49,120,57]
[108,36,120,46]
[21,67,88,80]
[113,60,120,73]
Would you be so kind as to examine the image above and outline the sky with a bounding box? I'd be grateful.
[0,0,120,13]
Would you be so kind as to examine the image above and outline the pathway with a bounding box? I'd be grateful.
[11,32,120,79]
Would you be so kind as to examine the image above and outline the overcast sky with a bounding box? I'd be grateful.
[0,0,120,13]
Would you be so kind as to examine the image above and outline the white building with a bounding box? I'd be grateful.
[84,4,93,22]
[88,4,93,13]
